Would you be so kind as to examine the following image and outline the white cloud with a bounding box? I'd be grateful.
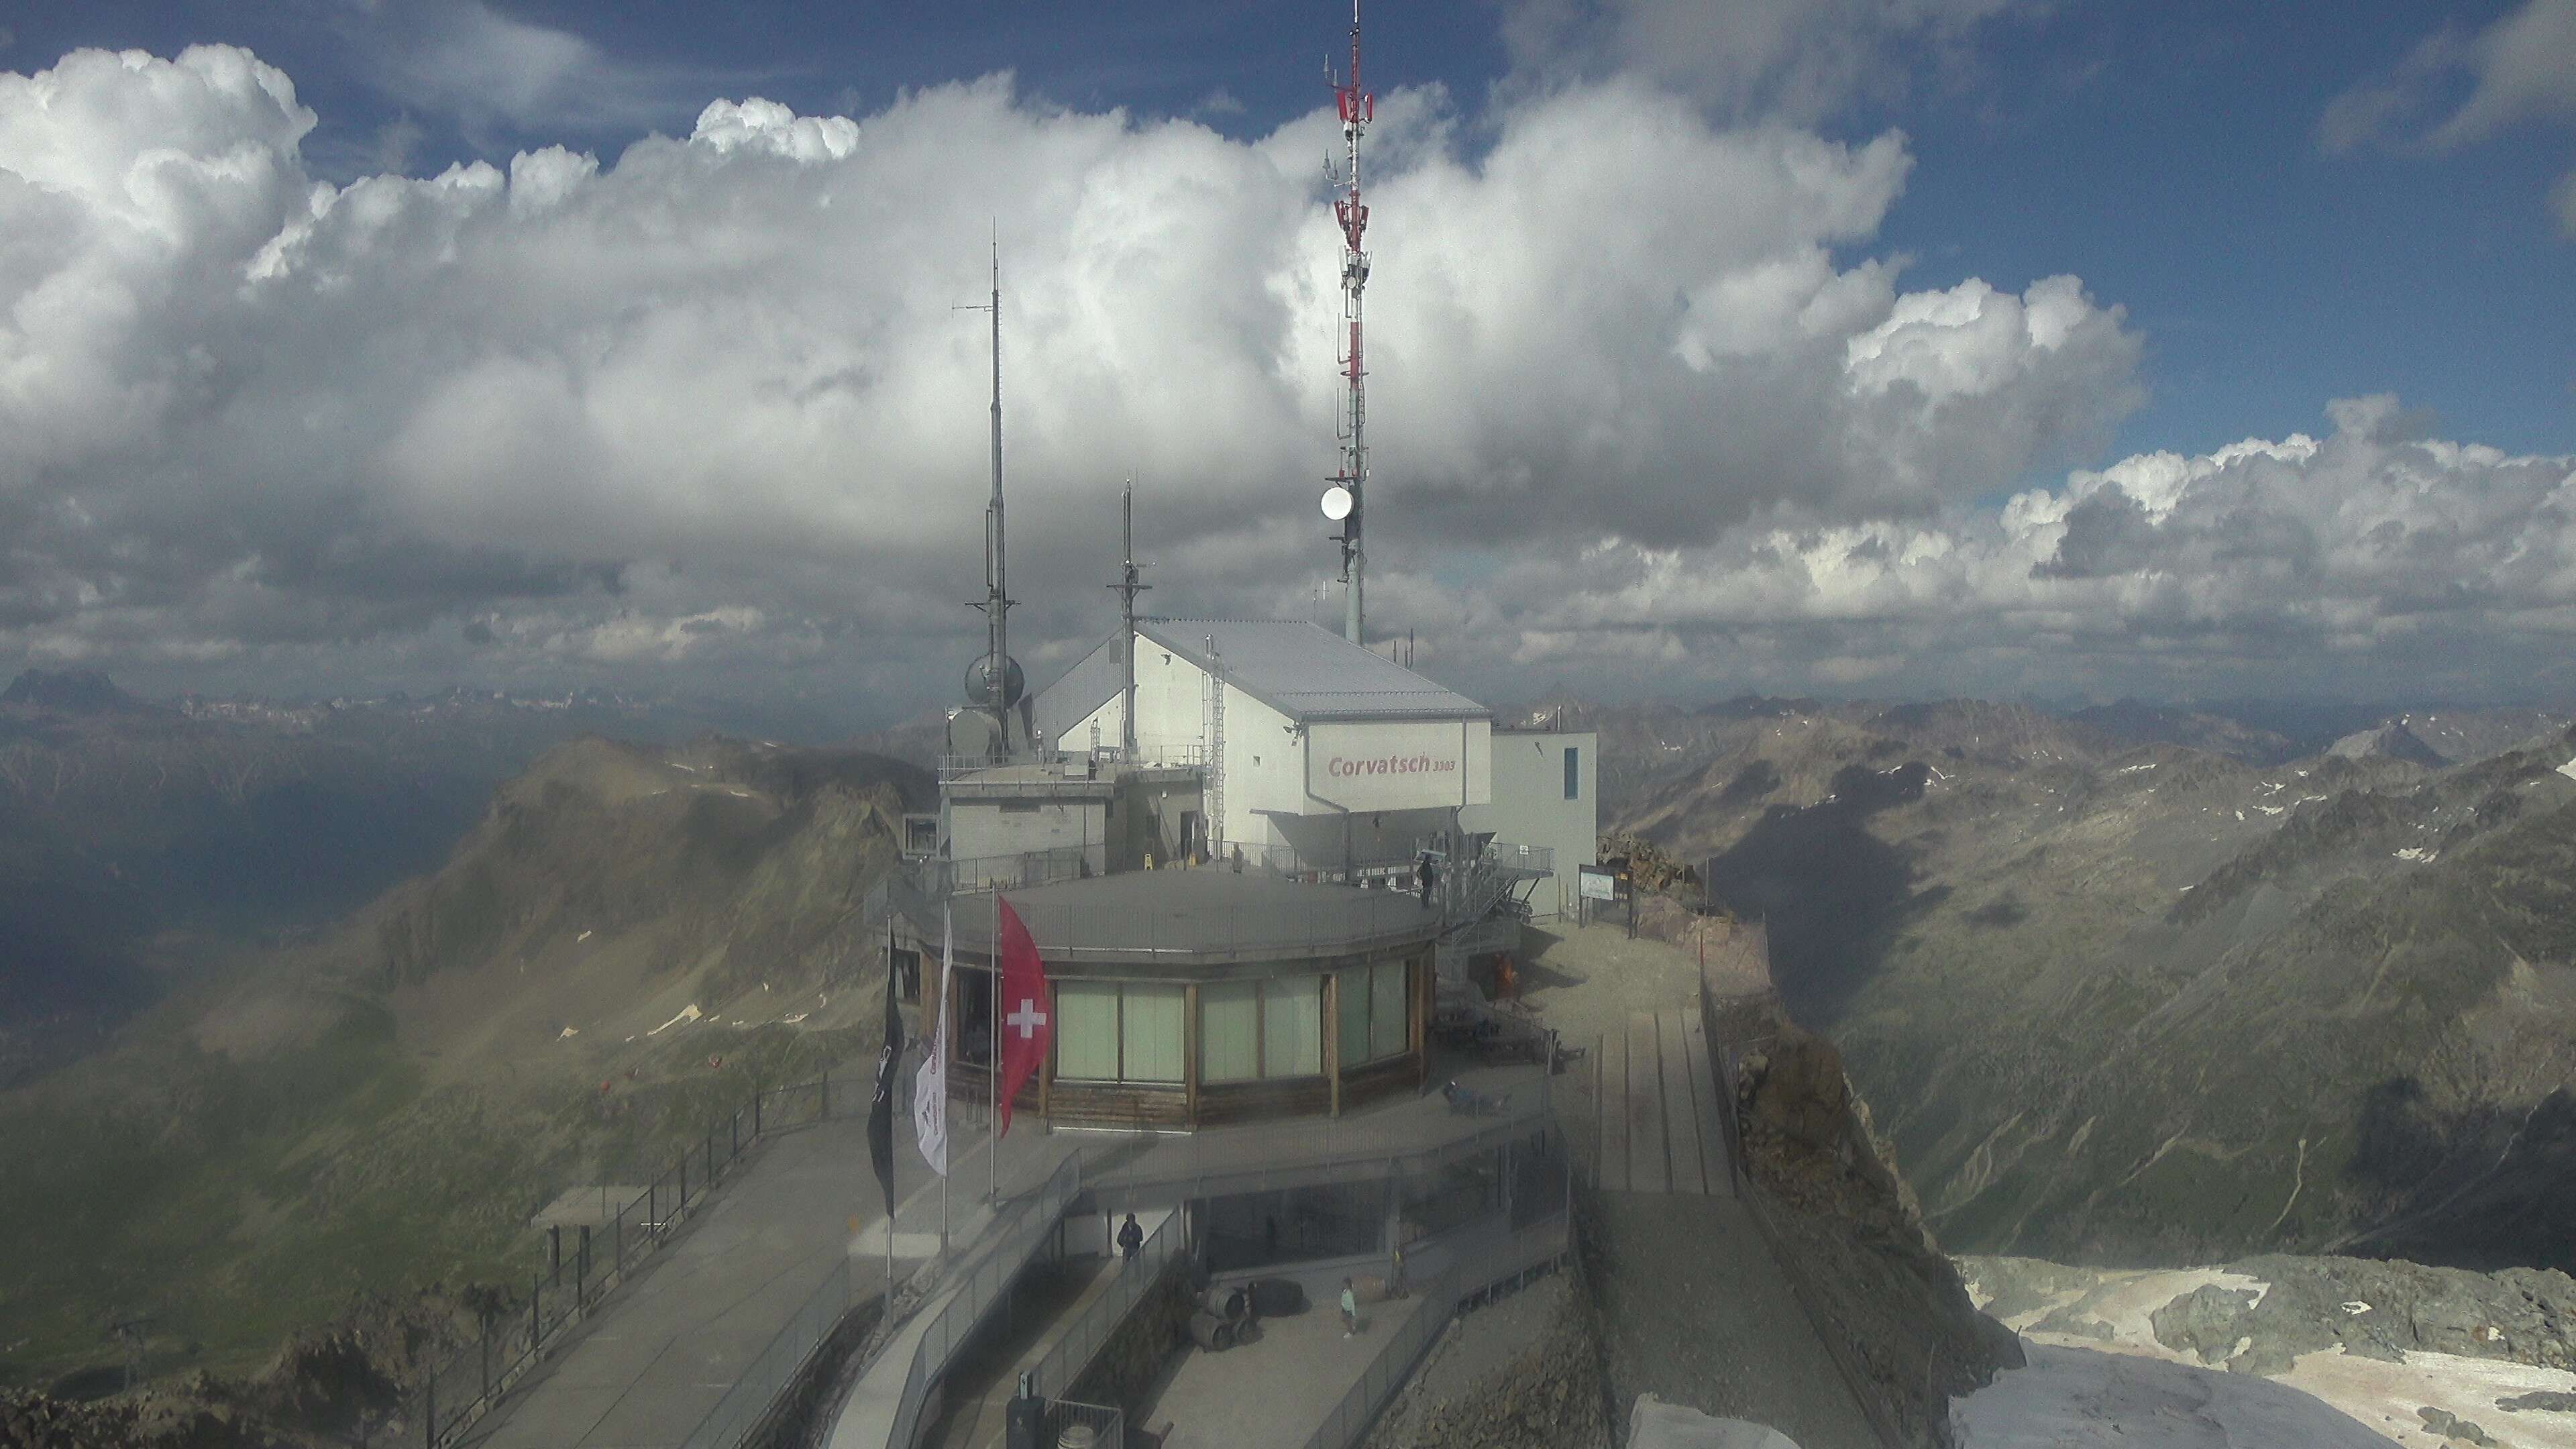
[19,25,2558,717]
[1502,0,2041,123]
[2321,0,2576,235]
[0,41,2158,718]
[1464,398,2576,703]
[350,0,690,144]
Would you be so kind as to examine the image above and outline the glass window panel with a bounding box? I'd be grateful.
[1201,981,1260,1083]
[1122,986,1185,1083]
[1371,960,1409,1061]
[1056,982,1121,1081]
[1263,976,1324,1078]
[1336,969,1371,1073]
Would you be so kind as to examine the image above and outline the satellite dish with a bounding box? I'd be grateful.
[1320,484,1354,521]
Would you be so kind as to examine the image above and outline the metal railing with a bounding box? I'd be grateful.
[911,840,1550,898]
[1028,1208,1183,1400]
[1697,975,1902,1448]
[883,1152,1089,1449]
[1296,1213,1572,1449]
[1039,1398,1124,1449]
[1073,1102,1557,1212]
[1199,839,1307,875]
[941,744,1208,782]
[657,1102,1562,1449]
[929,845,1109,894]
[407,1067,854,1448]
[675,1256,857,1449]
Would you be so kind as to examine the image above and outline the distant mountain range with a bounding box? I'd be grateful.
[1585,694,2576,1276]
[0,667,934,1089]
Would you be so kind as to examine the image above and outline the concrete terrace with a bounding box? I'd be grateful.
[460,1108,1050,1449]
[824,1053,1554,1449]
[458,1043,1550,1449]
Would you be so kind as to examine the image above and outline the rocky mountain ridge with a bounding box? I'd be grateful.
[1599,695,2576,1276]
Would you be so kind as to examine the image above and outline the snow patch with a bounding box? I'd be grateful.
[577,929,592,943]
[2115,763,2157,775]
[2284,1348,2576,1449]
[1965,1260,2576,1448]
[557,1026,578,1040]
[2559,755,2576,781]
[647,1004,702,1036]
[1952,1344,2396,1447]
[2393,847,2436,863]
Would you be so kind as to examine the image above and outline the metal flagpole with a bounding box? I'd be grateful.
[885,920,896,1291]
[990,887,1001,1203]
[941,908,953,1261]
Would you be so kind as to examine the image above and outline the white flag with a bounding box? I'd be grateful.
[913,904,952,1175]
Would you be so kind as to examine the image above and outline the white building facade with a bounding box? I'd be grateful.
[1460,729,1598,920]
[1035,619,1493,871]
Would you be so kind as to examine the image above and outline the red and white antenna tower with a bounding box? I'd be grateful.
[1320,1,1374,646]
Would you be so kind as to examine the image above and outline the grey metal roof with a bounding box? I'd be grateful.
[1138,618,1489,724]
[1031,635,1123,746]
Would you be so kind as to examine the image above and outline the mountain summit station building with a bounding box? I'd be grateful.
[894,616,1595,1131]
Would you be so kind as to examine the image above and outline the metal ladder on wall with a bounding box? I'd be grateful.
[1201,635,1224,855]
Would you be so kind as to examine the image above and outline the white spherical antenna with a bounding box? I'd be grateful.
[1320,484,1354,521]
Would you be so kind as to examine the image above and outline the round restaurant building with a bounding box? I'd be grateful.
[938,867,1438,1129]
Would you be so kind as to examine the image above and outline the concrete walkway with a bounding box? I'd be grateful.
[1525,922,1882,1449]
[463,1104,1058,1449]
[460,1114,876,1448]
[1138,1265,1433,1449]
[1595,1010,1731,1195]
[824,1130,1084,1449]
[465,1053,1554,1449]
[918,1256,1116,1449]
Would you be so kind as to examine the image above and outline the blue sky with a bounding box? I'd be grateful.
[3,0,2573,716]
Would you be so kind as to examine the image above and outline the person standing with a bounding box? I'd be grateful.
[1340,1277,1360,1338]
[1118,1212,1144,1261]
[1416,852,1437,908]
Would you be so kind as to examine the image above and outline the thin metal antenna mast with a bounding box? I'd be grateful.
[1110,480,1149,758]
[1324,0,1374,646]
[957,235,1012,751]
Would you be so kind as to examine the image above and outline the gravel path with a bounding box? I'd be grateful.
[1371,1276,1576,1444]
[1589,1192,1881,1449]
[1517,922,1705,1050]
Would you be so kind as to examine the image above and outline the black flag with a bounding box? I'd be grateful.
[866,935,903,1224]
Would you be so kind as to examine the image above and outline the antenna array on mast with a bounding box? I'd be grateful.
[957,237,1019,754]
[1110,480,1149,759]
[1321,1,1374,646]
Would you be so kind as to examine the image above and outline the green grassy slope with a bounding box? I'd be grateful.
[0,734,924,1391]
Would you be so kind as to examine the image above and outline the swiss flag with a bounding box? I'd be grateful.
[994,894,1051,1138]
